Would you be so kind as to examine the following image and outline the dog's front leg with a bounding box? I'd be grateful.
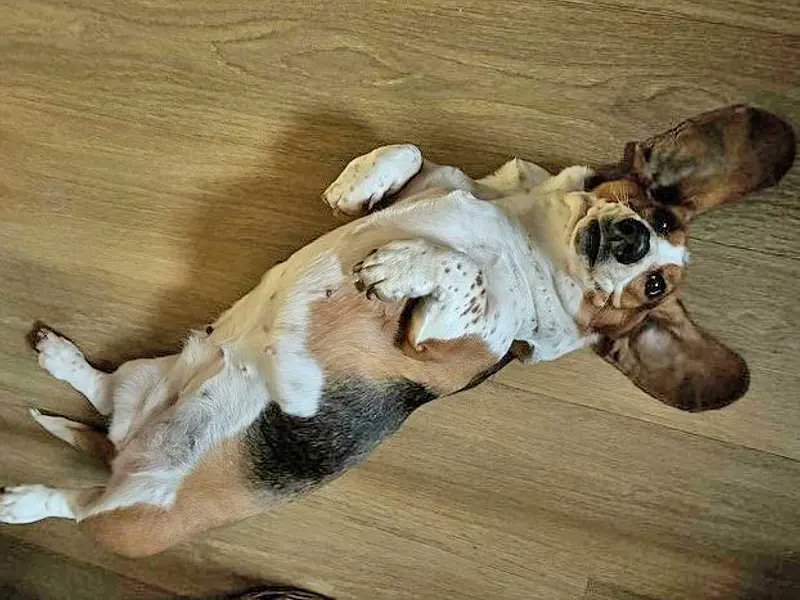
[353,239,515,354]
[323,144,424,217]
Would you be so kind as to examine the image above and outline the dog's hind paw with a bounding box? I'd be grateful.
[0,485,75,524]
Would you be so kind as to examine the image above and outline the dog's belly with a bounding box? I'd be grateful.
[207,190,525,418]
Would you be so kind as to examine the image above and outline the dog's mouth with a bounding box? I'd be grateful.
[580,219,602,268]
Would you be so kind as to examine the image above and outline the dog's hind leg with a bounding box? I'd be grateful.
[29,409,115,464]
[0,485,104,524]
[79,438,262,557]
[31,326,113,416]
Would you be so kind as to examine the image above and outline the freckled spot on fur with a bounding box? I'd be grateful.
[205,325,214,334]
[456,263,462,271]
[326,289,333,298]
[470,305,479,314]
[470,283,476,290]
[480,289,486,296]
[445,267,451,274]
[264,345,275,356]
[471,317,479,324]
[476,273,483,286]
[270,292,277,300]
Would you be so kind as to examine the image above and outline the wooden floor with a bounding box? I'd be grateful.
[1,1,799,598]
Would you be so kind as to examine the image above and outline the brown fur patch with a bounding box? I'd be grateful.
[621,105,795,216]
[587,106,795,220]
[307,288,502,395]
[72,427,116,465]
[593,297,749,411]
[576,297,647,338]
[81,439,261,557]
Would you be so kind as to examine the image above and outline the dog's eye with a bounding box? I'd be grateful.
[645,272,667,299]
[652,208,677,236]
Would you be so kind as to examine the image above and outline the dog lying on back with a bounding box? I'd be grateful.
[1,105,794,556]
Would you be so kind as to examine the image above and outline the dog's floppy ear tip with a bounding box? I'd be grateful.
[668,351,750,413]
[595,299,752,413]
[746,106,796,187]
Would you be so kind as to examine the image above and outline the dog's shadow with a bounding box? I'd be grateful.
[97,107,524,364]
[93,110,380,363]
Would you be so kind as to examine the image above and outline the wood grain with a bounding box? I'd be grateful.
[1,1,798,599]
[0,535,170,600]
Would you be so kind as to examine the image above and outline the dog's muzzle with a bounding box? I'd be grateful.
[579,217,650,267]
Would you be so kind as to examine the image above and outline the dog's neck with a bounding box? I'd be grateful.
[491,169,597,362]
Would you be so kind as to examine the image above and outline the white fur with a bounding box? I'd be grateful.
[35,330,112,415]
[477,157,552,193]
[355,238,510,352]
[0,485,78,523]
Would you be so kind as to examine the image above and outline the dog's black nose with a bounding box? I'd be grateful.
[610,218,650,264]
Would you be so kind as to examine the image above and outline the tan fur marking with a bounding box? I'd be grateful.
[81,439,261,557]
[307,288,501,395]
[69,427,116,465]
[577,264,684,336]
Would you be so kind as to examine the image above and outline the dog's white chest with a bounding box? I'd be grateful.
[521,268,594,362]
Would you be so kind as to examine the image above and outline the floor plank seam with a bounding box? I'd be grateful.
[491,379,800,464]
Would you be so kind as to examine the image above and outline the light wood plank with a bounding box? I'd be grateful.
[584,580,658,600]
[569,0,800,35]
[0,535,170,600]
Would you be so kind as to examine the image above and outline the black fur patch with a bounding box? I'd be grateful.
[650,184,682,205]
[243,379,436,494]
[583,172,608,191]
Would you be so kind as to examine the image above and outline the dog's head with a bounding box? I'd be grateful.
[556,105,795,411]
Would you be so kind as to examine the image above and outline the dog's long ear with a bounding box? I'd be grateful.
[594,297,749,412]
[591,105,795,217]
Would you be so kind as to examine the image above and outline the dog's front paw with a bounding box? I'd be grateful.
[323,144,422,216]
[353,239,438,302]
